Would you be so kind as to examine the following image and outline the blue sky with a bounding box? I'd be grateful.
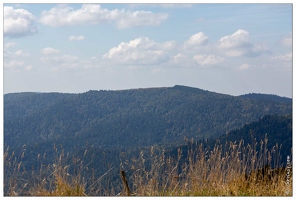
[2,3,293,97]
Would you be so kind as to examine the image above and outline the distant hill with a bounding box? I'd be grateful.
[239,93,292,104]
[4,92,75,121]
[213,113,292,161]
[4,85,292,152]
[170,114,292,167]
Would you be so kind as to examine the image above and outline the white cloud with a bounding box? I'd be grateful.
[39,4,168,29]
[15,50,23,56]
[115,10,168,29]
[5,42,17,48]
[130,3,192,9]
[25,65,33,71]
[218,29,250,49]
[103,37,172,65]
[217,29,270,57]
[223,50,245,57]
[171,53,194,68]
[4,60,24,69]
[4,6,37,38]
[165,52,197,68]
[41,47,60,55]
[53,55,79,63]
[271,52,292,62]
[250,43,270,55]
[184,32,209,48]
[193,54,225,66]
[15,50,30,57]
[4,46,30,60]
[173,53,187,62]
[4,49,12,58]
[162,41,176,50]
[4,42,17,58]
[69,35,85,41]
[238,64,250,71]
[281,33,292,47]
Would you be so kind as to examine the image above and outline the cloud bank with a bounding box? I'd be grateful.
[69,35,85,41]
[184,32,209,49]
[103,37,174,65]
[41,47,60,55]
[217,29,270,57]
[40,4,168,29]
[193,54,225,66]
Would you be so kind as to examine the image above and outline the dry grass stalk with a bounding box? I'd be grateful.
[4,136,292,196]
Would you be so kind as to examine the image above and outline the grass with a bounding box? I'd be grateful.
[123,136,292,196]
[3,136,292,196]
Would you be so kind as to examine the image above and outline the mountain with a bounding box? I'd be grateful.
[171,114,292,166]
[4,92,75,121]
[4,85,292,152]
[218,114,292,152]
[239,93,292,104]
[3,85,292,195]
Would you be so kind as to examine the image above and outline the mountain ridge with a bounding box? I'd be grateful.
[4,85,292,151]
[5,85,292,99]
[238,93,292,104]
[170,113,292,167]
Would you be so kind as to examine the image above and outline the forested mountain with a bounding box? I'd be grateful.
[239,93,292,104]
[4,92,76,121]
[217,114,292,153]
[3,85,292,195]
[4,85,292,152]
[171,114,292,166]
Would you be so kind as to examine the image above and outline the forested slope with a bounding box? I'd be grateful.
[4,85,292,151]
[239,93,292,104]
[172,114,292,166]
[3,85,292,195]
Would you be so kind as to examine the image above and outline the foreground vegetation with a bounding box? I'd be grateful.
[4,136,292,196]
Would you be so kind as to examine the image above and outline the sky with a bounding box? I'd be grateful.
[2,2,293,97]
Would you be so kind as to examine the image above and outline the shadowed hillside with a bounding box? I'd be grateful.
[169,114,292,167]
[4,85,292,151]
